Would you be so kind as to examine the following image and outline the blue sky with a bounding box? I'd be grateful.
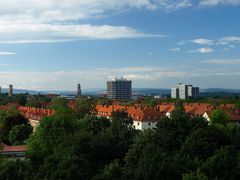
[0,0,240,90]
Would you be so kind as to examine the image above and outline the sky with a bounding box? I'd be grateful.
[0,0,240,91]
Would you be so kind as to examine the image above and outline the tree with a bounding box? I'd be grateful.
[93,160,123,180]
[0,159,32,179]
[74,96,95,118]
[9,124,33,145]
[183,169,208,180]
[27,109,77,168]
[26,96,41,108]
[201,146,240,179]
[50,97,68,111]
[180,126,229,160]
[78,115,110,135]
[1,113,29,144]
[210,109,229,125]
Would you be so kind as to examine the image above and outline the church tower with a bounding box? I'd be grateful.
[77,83,81,96]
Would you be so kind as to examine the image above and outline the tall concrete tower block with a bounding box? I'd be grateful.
[107,78,132,100]
[77,83,82,96]
[9,84,13,97]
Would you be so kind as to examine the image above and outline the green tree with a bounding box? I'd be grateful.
[183,169,208,180]
[201,146,240,179]
[1,113,29,144]
[50,97,68,111]
[9,124,33,145]
[93,160,123,180]
[0,159,32,179]
[180,126,229,160]
[74,96,95,118]
[210,109,229,125]
[26,96,41,107]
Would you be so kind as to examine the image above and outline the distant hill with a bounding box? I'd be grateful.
[200,88,240,93]
[1,87,240,96]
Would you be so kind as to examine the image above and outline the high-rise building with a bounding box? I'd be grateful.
[188,85,199,98]
[171,83,199,99]
[178,83,188,99]
[107,78,132,100]
[9,84,13,97]
[77,83,81,96]
[171,88,179,99]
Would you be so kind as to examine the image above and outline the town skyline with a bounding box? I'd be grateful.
[0,0,240,90]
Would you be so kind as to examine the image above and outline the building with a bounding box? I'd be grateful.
[178,83,188,99]
[171,88,179,99]
[107,78,132,100]
[95,103,163,131]
[8,84,13,97]
[77,83,81,96]
[188,85,199,98]
[171,83,199,99]
[1,143,26,158]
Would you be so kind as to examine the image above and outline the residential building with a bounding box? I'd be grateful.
[178,83,188,99]
[171,88,179,99]
[188,85,199,98]
[107,78,132,100]
[171,83,199,99]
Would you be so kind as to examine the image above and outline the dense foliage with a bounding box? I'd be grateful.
[0,98,240,179]
[0,107,32,145]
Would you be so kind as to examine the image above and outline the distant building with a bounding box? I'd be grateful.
[171,88,179,99]
[107,78,132,100]
[188,85,199,98]
[0,86,1,94]
[171,83,199,99]
[179,83,188,99]
[8,85,13,97]
[77,83,82,96]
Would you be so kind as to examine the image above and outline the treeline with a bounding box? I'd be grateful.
[1,101,240,179]
[0,93,51,107]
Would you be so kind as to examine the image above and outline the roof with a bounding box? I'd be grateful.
[1,143,27,152]
[94,102,238,122]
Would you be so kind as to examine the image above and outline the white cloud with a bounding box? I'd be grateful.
[0,22,163,43]
[0,67,189,90]
[199,0,240,6]
[0,51,17,55]
[0,1,239,43]
[218,36,240,45]
[169,47,180,52]
[204,58,240,64]
[198,47,214,53]
[197,47,214,53]
[0,66,240,90]
[191,38,214,45]
[188,47,214,53]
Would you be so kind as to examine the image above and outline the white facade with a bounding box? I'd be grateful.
[133,120,158,131]
[202,112,210,122]
[171,88,179,99]
[171,83,200,99]
[178,83,188,99]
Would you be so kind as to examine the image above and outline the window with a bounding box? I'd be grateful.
[148,122,151,126]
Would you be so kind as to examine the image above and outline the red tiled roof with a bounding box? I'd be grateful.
[94,102,238,122]
[0,105,55,121]
[1,143,27,152]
